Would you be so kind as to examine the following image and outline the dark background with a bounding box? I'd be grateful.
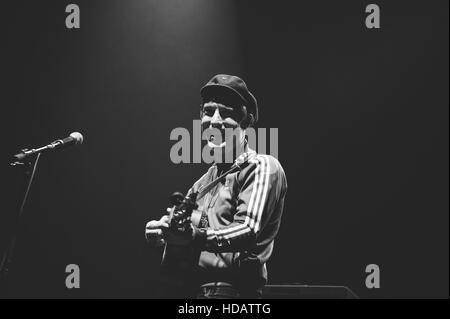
[0,0,448,298]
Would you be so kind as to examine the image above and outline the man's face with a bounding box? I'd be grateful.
[201,94,246,154]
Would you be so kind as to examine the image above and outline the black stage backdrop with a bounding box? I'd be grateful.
[0,0,448,298]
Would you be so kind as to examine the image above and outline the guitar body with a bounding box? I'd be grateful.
[158,163,245,278]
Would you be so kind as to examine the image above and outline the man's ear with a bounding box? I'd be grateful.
[240,106,254,129]
[199,104,204,119]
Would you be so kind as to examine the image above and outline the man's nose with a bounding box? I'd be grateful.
[210,108,223,127]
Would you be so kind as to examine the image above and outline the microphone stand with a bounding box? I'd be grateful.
[0,152,41,289]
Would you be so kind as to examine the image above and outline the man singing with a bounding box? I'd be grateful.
[146,74,287,298]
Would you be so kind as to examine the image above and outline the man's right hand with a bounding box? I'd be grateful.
[145,214,170,247]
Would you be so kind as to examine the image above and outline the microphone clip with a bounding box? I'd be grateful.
[10,149,35,166]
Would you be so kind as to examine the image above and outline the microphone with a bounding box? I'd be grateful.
[12,132,84,163]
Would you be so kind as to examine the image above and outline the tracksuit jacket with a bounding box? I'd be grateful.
[163,148,287,292]
[187,148,287,289]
